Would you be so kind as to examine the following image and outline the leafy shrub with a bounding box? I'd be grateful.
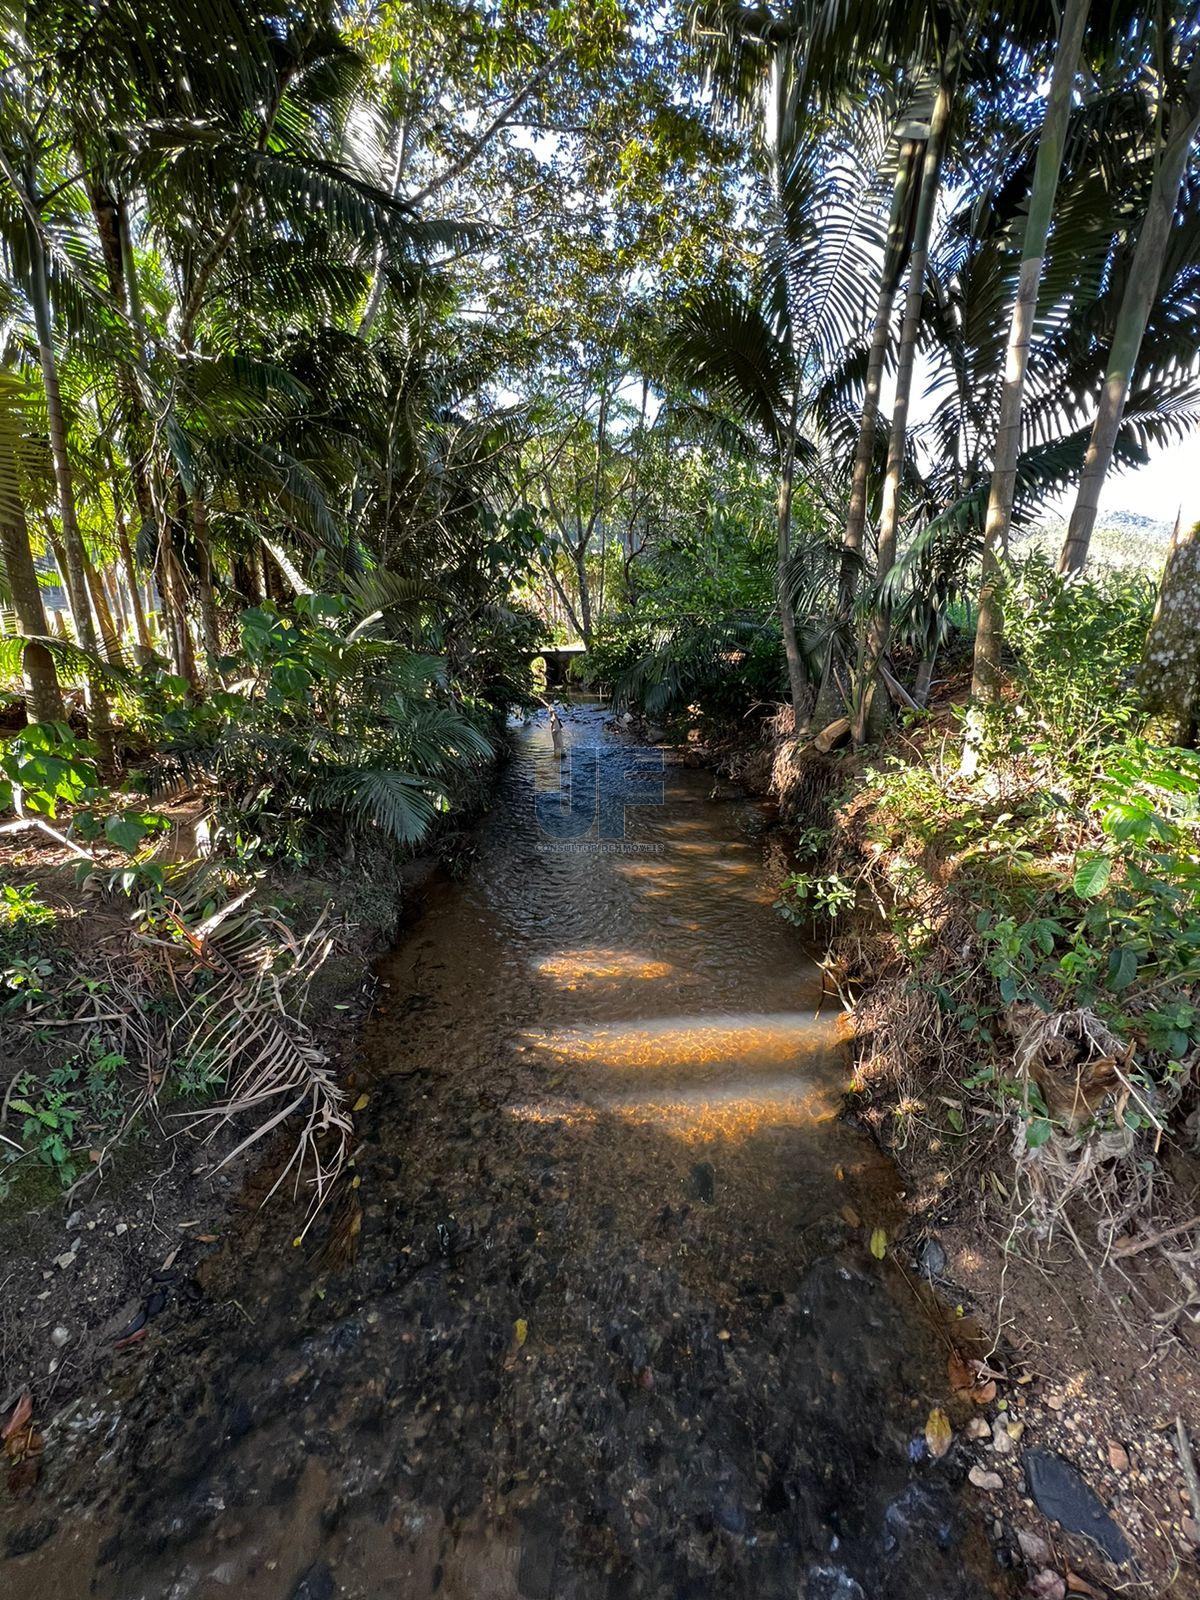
[991,554,1156,757]
[159,595,495,862]
[8,1040,128,1187]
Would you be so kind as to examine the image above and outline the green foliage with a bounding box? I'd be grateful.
[1002,555,1156,747]
[775,870,856,923]
[1,883,56,930]
[8,1040,128,1187]
[854,560,1200,1140]
[0,722,96,817]
[158,596,495,862]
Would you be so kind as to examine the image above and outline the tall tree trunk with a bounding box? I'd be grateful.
[27,215,117,768]
[854,36,961,744]
[114,500,151,656]
[190,483,223,672]
[574,548,593,646]
[86,557,122,664]
[94,179,194,684]
[1058,51,1200,574]
[777,383,809,728]
[914,646,938,708]
[0,477,63,723]
[963,0,1091,774]
[840,136,925,596]
[1139,516,1200,745]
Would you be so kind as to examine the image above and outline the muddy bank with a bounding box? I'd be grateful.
[1,703,1014,1598]
[0,827,443,1428]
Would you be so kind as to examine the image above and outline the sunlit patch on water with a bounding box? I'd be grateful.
[532,948,674,983]
[505,1072,836,1140]
[522,1011,837,1073]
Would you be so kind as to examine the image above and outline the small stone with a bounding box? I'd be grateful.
[1017,1529,1050,1565]
[114,1222,128,1236]
[1045,1392,1064,1411]
[1106,1440,1130,1473]
[916,1236,947,1278]
[291,1562,335,1600]
[1027,1571,1065,1600]
[992,1417,1015,1456]
[967,1418,991,1440]
[50,1326,69,1348]
[969,1466,1004,1491]
[689,1162,715,1204]
[1183,1516,1200,1547]
[1023,1448,1131,1565]
[65,1211,83,1230]
[54,1251,77,1271]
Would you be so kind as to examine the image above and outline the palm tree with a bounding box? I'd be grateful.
[965,0,1091,764]
[1059,37,1200,573]
[665,79,914,725]
[853,26,961,743]
[0,374,63,722]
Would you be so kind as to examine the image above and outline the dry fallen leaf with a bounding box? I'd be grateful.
[925,1406,952,1459]
[353,1092,371,1111]
[840,1204,861,1228]
[948,1350,974,1392]
[869,1227,888,1261]
[1065,1574,1104,1598]
[514,1318,528,1348]
[2,1392,32,1446]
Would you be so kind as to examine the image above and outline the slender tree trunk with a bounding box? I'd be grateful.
[962,0,1092,773]
[1059,53,1200,574]
[103,566,126,642]
[86,557,122,664]
[841,136,924,592]
[854,37,961,744]
[114,501,150,655]
[103,182,194,684]
[777,383,809,729]
[189,483,223,672]
[574,548,593,646]
[158,516,197,685]
[1139,516,1200,745]
[0,480,63,723]
[27,218,117,768]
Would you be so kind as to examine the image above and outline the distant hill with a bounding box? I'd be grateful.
[1016,508,1175,575]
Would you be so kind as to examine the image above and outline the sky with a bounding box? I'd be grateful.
[1069,436,1198,529]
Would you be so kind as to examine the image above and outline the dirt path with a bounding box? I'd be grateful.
[2,706,1008,1598]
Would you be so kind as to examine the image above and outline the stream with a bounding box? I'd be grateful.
[5,703,1008,1598]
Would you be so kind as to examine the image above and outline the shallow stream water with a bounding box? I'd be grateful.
[5,704,1007,1598]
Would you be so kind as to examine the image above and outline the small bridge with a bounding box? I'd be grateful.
[526,641,587,688]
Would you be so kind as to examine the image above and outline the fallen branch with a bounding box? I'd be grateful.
[1111,1216,1200,1257]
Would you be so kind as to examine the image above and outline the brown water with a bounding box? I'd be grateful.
[4,704,1007,1599]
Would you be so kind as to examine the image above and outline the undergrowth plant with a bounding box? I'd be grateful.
[821,557,1200,1198]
